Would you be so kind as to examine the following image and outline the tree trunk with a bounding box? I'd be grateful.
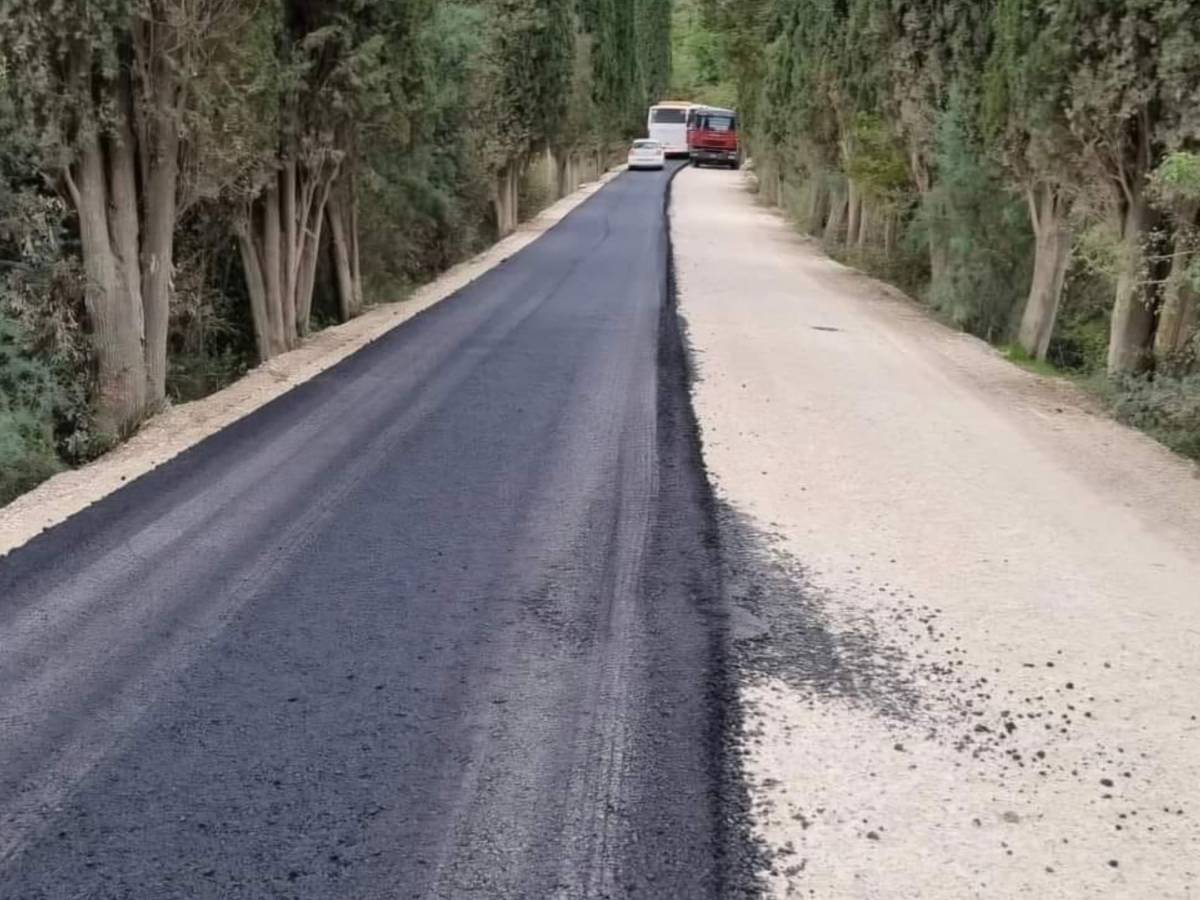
[280,161,299,348]
[134,24,180,411]
[349,170,362,310]
[106,100,148,409]
[296,176,333,337]
[805,178,828,235]
[235,220,272,363]
[923,189,949,289]
[1154,209,1198,362]
[857,199,871,251]
[1017,186,1073,361]
[140,126,179,408]
[823,183,848,245]
[68,132,148,438]
[846,180,861,249]
[296,225,323,336]
[554,150,568,199]
[260,182,288,357]
[510,162,521,228]
[555,150,581,198]
[1107,191,1158,374]
[493,170,509,237]
[239,153,340,357]
[493,160,521,237]
[327,187,362,322]
[60,50,185,435]
[910,151,948,285]
[1154,257,1196,361]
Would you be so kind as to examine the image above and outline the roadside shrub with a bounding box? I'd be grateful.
[519,152,557,222]
[0,313,63,504]
[923,91,1032,342]
[1045,220,1121,374]
[167,220,255,404]
[1105,373,1200,461]
[0,188,98,466]
[360,159,492,300]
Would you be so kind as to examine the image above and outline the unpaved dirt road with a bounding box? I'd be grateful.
[673,167,1200,898]
[0,163,750,898]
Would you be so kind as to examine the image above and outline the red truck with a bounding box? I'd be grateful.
[688,106,741,169]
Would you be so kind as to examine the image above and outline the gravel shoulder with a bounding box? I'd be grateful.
[672,167,1200,898]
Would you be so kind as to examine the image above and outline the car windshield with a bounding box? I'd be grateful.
[632,141,660,150]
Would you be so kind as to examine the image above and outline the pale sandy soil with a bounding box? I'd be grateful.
[0,168,623,558]
[673,167,1200,898]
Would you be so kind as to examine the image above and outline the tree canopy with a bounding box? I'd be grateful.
[704,0,1200,380]
[0,0,670,500]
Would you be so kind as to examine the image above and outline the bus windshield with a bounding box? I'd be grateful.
[650,108,688,124]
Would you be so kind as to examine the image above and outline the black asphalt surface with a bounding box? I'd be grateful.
[0,162,745,898]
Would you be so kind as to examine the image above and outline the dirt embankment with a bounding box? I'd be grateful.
[673,166,1200,898]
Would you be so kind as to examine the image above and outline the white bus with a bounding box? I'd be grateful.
[647,101,695,158]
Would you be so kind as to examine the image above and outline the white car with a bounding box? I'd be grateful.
[628,139,665,171]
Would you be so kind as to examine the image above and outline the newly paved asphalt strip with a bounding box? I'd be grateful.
[0,162,742,897]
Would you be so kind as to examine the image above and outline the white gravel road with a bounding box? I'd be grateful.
[673,167,1200,898]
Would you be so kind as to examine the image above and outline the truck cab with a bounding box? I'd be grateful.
[687,107,741,169]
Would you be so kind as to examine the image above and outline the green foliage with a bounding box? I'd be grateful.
[698,0,770,135]
[981,0,1078,184]
[1043,0,1200,209]
[845,114,910,206]
[670,0,735,105]
[0,193,83,477]
[1151,152,1200,208]
[1047,298,1110,373]
[579,0,671,136]
[924,90,1033,341]
[356,0,494,293]
[166,219,255,403]
[712,0,1200,455]
[0,0,672,503]
[1000,344,1068,379]
[474,0,574,167]
[1105,373,1200,460]
[0,307,64,505]
[0,186,97,461]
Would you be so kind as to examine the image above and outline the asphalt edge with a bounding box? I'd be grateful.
[0,167,627,560]
[659,163,768,897]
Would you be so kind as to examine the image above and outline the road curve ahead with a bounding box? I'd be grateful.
[0,162,738,898]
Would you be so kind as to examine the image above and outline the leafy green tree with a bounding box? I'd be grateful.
[925,88,1032,339]
[1050,0,1200,372]
[0,0,673,495]
[580,0,670,137]
[357,1,494,290]
[1149,151,1200,364]
[670,0,733,105]
[983,0,1083,359]
[1,0,267,433]
[470,0,574,235]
